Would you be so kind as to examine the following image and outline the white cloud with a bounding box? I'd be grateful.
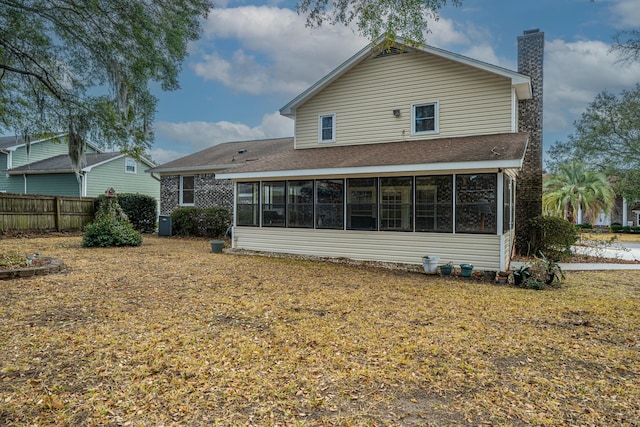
[424,17,470,47]
[610,0,640,29]
[191,6,368,95]
[151,111,294,163]
[192,6,475,96]
[544,38,640,133]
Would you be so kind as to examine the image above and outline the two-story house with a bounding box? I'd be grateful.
[1,134,160,201]
[219,32,544,271]
[153,30,544,272]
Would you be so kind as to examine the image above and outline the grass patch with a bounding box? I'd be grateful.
[1,236,639,426]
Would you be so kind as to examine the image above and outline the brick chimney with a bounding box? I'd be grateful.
[515,29,544,254]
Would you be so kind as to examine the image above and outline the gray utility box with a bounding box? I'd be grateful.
[158,215,172,236]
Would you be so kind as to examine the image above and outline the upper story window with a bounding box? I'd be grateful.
[125,158,137,174]
[412,101,439,135]
[180,175,195,206]
[319,114,336,143]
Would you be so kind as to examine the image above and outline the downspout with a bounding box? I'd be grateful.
[623,197,628,226]
[23,174,27,194]
[81,172,87,197]
[498,171,506,272]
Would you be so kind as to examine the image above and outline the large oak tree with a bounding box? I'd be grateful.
[1,0,460,171]
[0,0,213,171]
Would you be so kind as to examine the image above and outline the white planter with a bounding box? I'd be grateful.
[422,256,440,274]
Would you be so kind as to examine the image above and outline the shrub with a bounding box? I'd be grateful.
[171,207,200,236]
[96,193,157,233]
[575,223,592,230]
[610,223,623,232]
[525,215,577,261]
[171,207,232,238]
[200,207,232,238]
[116,193,158,233]
[83,197,142,247]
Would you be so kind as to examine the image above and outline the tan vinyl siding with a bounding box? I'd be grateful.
[233,227,502,271]
[86,157,160,200]
[295,51,513,148]
[502,230,513,270]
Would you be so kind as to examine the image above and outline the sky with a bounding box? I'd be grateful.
[149,0,640,166]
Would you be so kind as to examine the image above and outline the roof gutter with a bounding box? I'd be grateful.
[217,159,524,180]
[146,163,239,174]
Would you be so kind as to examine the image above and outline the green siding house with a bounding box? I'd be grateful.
[0,134,159,200]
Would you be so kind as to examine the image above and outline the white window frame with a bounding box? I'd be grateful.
[125,158,137,174]
[318,113,336,143]
[180,175,195,206]
[411,101,439,135]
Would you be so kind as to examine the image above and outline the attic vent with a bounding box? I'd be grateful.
[374,46,408,58]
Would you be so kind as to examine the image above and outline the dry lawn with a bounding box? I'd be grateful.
[0,235,638,426]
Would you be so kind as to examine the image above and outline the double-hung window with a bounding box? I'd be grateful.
[180,176,195,206]
[412,101,439,135]
[125,158,137,173]
[319,114,336,143]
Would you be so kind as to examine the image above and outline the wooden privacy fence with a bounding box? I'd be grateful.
[0,193,95,232]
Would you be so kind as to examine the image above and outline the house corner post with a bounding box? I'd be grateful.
[515,29,544,255]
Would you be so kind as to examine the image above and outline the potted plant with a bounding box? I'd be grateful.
[421,255,440,274]
[518,253,565,289]
[539,252,565,285]
[459,263,474,277]
[439,261,453,276]
[496,270,510,284]
[513,264,531,287]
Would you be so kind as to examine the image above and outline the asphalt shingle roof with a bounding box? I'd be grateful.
[8,152,122,174]
[147,137,294,173]
[219,132,530,176]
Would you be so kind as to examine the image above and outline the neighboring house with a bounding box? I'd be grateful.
[596,196,640,227]
[0,134,159,200]
[154,30,545,271]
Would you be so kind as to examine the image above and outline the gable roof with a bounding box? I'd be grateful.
[217,132,529,179]
[8,152,125,175]
[147,137,294,174]
[280,39,532,117]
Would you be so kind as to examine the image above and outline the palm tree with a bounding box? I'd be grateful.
[543,161,615,224]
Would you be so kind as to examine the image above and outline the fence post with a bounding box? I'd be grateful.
[55,197,62,231]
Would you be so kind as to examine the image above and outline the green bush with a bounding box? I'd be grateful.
[575,223,592,230]
[83,197,142,247]
[525,215,577,261]
[171,207,200,236]
[171,207,231,238]
[96,193,157,233]
[116,193,158,233]
[610,223,623,232]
